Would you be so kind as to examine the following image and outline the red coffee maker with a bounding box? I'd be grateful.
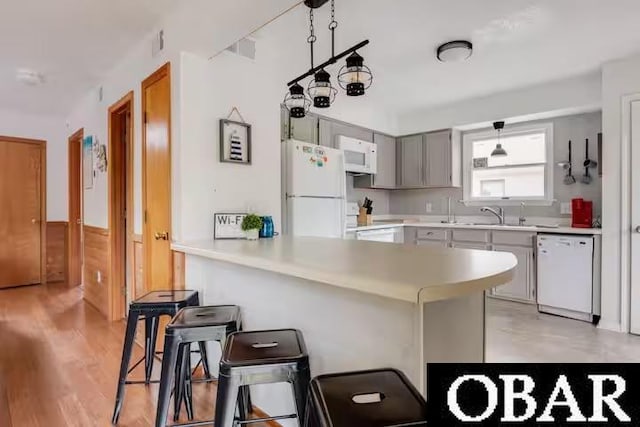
[571,198,593,228]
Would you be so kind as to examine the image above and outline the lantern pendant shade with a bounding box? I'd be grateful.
[338,51,373,96]
[490,121,507,157]
[284,83,311,118]
[308,69,337,108]
[491,144,508,157]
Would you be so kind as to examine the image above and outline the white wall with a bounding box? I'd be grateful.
[599,54,640,332]
[0,109,67,221]
[65,32,181,231]
[176,7,398,240]
[397,72,602,135]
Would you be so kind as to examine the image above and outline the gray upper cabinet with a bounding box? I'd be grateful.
[289,114,319,144]
[353,133,396,189]
[425,130,452,187]
[397,135,424,188]
[396,129,461,189]
[320,119,373,148]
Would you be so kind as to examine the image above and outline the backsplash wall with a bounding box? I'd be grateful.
[346,175,390,214]
[386,111,603,218]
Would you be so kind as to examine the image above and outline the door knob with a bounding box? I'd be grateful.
[31,218,37,224]
[636,226,640,233]
[154,231,169,241]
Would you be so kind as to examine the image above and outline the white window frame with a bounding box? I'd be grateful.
[462,122,554,206]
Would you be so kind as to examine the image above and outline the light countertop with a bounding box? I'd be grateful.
[347,222,601,235]
[172,237,516,304]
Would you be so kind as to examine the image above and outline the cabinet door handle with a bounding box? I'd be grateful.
[635,226,640,233]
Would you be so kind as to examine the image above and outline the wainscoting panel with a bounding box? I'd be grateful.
[83,225,110,317]
[46,221,68,283]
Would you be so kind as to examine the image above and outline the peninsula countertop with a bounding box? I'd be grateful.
[172,236,517,304]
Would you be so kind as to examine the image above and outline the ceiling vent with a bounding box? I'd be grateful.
[225,38,256,60]
[152,30,164,57]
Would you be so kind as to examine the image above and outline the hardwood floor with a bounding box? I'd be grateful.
[4,284,640,426]
[0,282,270,427]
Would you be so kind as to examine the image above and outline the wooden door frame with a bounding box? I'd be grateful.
[1,136,47,285]
[141,62,172,293]
[108,91,134,321]
[67,128,84,288]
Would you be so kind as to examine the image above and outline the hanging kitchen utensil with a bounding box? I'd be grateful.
[581,138,593,184]
[583,138,598,169]
[563,140,576,185]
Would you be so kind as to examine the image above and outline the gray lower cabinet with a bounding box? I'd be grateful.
[289,114,319,144]
[451,242,490,250]
[491,245,535,303]
[354,133,396,189]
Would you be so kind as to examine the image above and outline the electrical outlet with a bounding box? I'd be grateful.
[561,202,572,215]
[97,270,102,284]
[425,202,432,213]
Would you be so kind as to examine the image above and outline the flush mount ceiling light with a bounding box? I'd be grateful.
[284,0,373,118]
[16,68,45,86]
[436,40,473,63]
[491,121,508,157]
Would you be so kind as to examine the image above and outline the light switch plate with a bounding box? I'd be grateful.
[425,202,432,213]
[561,202,572,215]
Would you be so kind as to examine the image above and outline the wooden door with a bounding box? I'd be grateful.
[142,63,173,292]
[425,130,452,187]
[68,130,83,287]
[0,138,45,288]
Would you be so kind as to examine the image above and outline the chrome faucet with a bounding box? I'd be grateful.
[480,206,505,225]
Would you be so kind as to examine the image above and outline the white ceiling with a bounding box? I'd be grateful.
[0,0,176,116]
[3,0,640,118]
[285,0,640,116]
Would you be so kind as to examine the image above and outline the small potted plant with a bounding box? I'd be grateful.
[241,214,263,240]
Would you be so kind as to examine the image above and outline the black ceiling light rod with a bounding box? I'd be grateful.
[287,39,369,87]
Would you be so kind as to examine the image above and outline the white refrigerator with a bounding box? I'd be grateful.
[283,139,346,238]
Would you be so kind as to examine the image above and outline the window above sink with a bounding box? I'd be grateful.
[462,122,554,206]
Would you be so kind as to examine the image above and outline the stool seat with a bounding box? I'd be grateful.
[131,290,199,308]
[306,369,427,427]
[168,305,240,330]
[222,329,307,367]
[215,329,310,427]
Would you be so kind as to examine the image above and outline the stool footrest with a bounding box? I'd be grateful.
[125,380,161,385]
[237,413,297,425]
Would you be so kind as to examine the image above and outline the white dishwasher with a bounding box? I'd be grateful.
[537,234,595,322]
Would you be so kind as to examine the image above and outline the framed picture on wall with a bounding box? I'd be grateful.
[83,135,93,189]
[220,119,251,165]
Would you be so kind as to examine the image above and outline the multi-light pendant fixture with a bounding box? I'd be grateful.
[284,0,373,119]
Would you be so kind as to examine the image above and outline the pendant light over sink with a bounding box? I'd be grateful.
[283,0,373,118]
[491,121,508,157]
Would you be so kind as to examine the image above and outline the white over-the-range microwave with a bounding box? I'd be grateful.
[337,135,377,174]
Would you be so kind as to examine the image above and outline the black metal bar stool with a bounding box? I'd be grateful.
[112,290,212,425]
[214,329,310,427]
[155,305,242,427]
[304,368,427,427]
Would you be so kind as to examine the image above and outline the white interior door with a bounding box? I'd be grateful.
[630,101,640,334]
